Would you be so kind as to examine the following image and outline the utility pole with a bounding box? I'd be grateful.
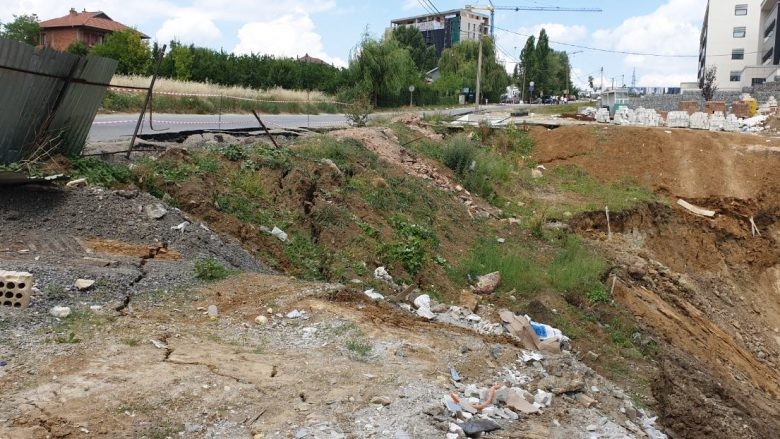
[600,67,604,91]
[475,27,484,112]
[631,68,637,89]
[621,74,625,88]
[611,77,615,90]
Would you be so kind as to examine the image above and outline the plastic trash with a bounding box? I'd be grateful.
[364,289,384,301]
[526,315,568,342]
[171,221,189,233]
[450,366,461,382]
[271,226,288,242]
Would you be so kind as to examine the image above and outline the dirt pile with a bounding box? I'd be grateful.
[391,113,444,141]
[330,127,499,218]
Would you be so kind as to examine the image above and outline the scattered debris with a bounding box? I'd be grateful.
[150,339,168,350]
[473,271,501,294]
[171,221,189,233]
[49,306,72,318]
[207,304,219,319]
[65,178,87,188]
[254,315,268,325]
[271,226,288,242]
[286,309,303,319]
[144,203,168,220]
[460,418,501,436]
[677,199,716,217]
[74,279,95,291]
[363,289,384,301]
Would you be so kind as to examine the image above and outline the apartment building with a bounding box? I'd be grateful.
[389,9,489,56]
[698,0,780,89]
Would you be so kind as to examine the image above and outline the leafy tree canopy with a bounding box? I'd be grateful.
[90,29,151,75]
[1,14,40,45]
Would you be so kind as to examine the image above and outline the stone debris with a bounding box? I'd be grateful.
[414,294,435,320]
[65,178,87,188]
[363,289,384,301]
[473,271,501,294]
[207,304,219,319]
[369,396,392,406]
[171,221,189,233]
[74,279,95,291]
[286,309,303,319]
[459,419,501,436]
[49,306,71,318]
[144,203,168,220]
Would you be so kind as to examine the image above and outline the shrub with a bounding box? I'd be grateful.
[442,135,477,176]
[221,144,247,161]
[70,157,132,187]
[194,258,231,281]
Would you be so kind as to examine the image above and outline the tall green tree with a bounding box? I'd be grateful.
[346,33,419,106]
[1,14,40,45]
[534,29,551,95]
[391,26,437,72]
[519,35,536,97]
[437,36,510,103]
[90,29,151,75]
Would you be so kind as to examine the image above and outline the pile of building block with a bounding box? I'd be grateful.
[595,108,610,123]
[1,270,32,308]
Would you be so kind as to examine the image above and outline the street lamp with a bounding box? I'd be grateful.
[409,85,415,107]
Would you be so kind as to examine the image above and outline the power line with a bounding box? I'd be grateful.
[493,25,769,59]
[424,0,441,14]
[416,0,435,15]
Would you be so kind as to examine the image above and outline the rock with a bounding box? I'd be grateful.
[494,386,509,404]
[431,303,449,313]
[460,400,478,414]
[442,394,461,413]
[628,261,648,279]
[587,351,599,360]
[207,305,219,319]
[460,419,501,437]
[445,434,459,439]
[531,168,543,179]
[473,271,501,295]
[144,203,168,220]
[286,309,302,319]
[65,178,87,188]
[294,428,310,438]
[537,375,585,394]
[506,388,539,414]
[534,389,553,407]
[449,423,464,434]
[49,306,71,318]
[370,396,392,406]
[73,279,95,291]
[115,190,138,199]
[254,315,268,325]
[413,294,431,309]
[459,290,479,312]
[417,307,435,320]
[82,257,114,267]
[586,424,598,432]
[576,393,597,408]
[364,289,384,301]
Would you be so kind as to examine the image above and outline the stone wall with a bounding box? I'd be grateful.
[628,82,780,112]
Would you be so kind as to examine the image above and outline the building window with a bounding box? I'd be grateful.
[732,49,745,60]
[733,26,746,38]
[752,78,766,85]
[730,71,742,81]
[765,20,776,38]
[763,48,774,63]
[735,4,748,16]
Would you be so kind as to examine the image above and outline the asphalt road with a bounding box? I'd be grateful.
[88,105,517,142]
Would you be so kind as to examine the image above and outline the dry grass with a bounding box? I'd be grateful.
[110,75,333,102]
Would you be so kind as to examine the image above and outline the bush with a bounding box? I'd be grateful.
[442,135,477,176]
[221,144,247,161]
[194,258,232,281]
[70,157,132,187]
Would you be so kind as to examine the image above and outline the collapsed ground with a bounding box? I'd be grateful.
[1,115,779,438]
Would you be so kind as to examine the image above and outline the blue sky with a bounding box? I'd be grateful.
[1,0,707,88]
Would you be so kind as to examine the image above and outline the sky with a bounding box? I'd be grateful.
[0,0,708,89]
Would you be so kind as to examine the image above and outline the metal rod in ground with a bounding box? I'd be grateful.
[252,110,279,148]
[605,205,612,240]
[126,44,166,159]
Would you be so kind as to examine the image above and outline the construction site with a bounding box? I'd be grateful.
[2,1,780,438]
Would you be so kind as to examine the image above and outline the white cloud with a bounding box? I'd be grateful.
[233,14,346,67]
[591,0,706,86]
[402,0,420,11]
[156,11,222,46]
[517,23,588,45]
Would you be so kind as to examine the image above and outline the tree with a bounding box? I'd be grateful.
[534,29,551,94]
[346,33,419,106]
[391,26,437,72]
[519,35,536,99]
[1,14,40,45]
[90,29,151,75]
[437,37,510,103]
[66,41,88,56]
[588,75,595,91]
[701,66,718,101]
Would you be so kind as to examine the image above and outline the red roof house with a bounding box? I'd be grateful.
[39,8,149,51]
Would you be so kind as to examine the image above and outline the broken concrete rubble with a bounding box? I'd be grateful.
[473,271,501,294]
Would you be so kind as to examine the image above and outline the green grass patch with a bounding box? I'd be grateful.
[544,165,658,214]
[548,234,608,298]
[346,338,372,358]
[452,241,546,295]
[70,157,132,187]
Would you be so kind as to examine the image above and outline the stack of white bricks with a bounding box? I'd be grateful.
[635,107,662,126]
[613,107,635,125]
[689,112,710,130]
[723,114,741,132]
[666,111,690,128]
[595,108,610,123]
[1,270,32,309]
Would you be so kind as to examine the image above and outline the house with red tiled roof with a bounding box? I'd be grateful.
[39,8,149,51]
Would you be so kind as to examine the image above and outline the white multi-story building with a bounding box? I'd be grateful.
[698,0,780,89]
[389,9,489,56]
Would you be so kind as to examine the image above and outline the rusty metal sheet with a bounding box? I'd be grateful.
[0,38,117,164]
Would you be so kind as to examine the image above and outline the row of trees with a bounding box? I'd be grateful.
[514,29,576,97]
[1,13,571,106]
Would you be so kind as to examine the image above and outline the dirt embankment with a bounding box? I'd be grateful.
[547,125,780,438]
[531,125,780,200]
